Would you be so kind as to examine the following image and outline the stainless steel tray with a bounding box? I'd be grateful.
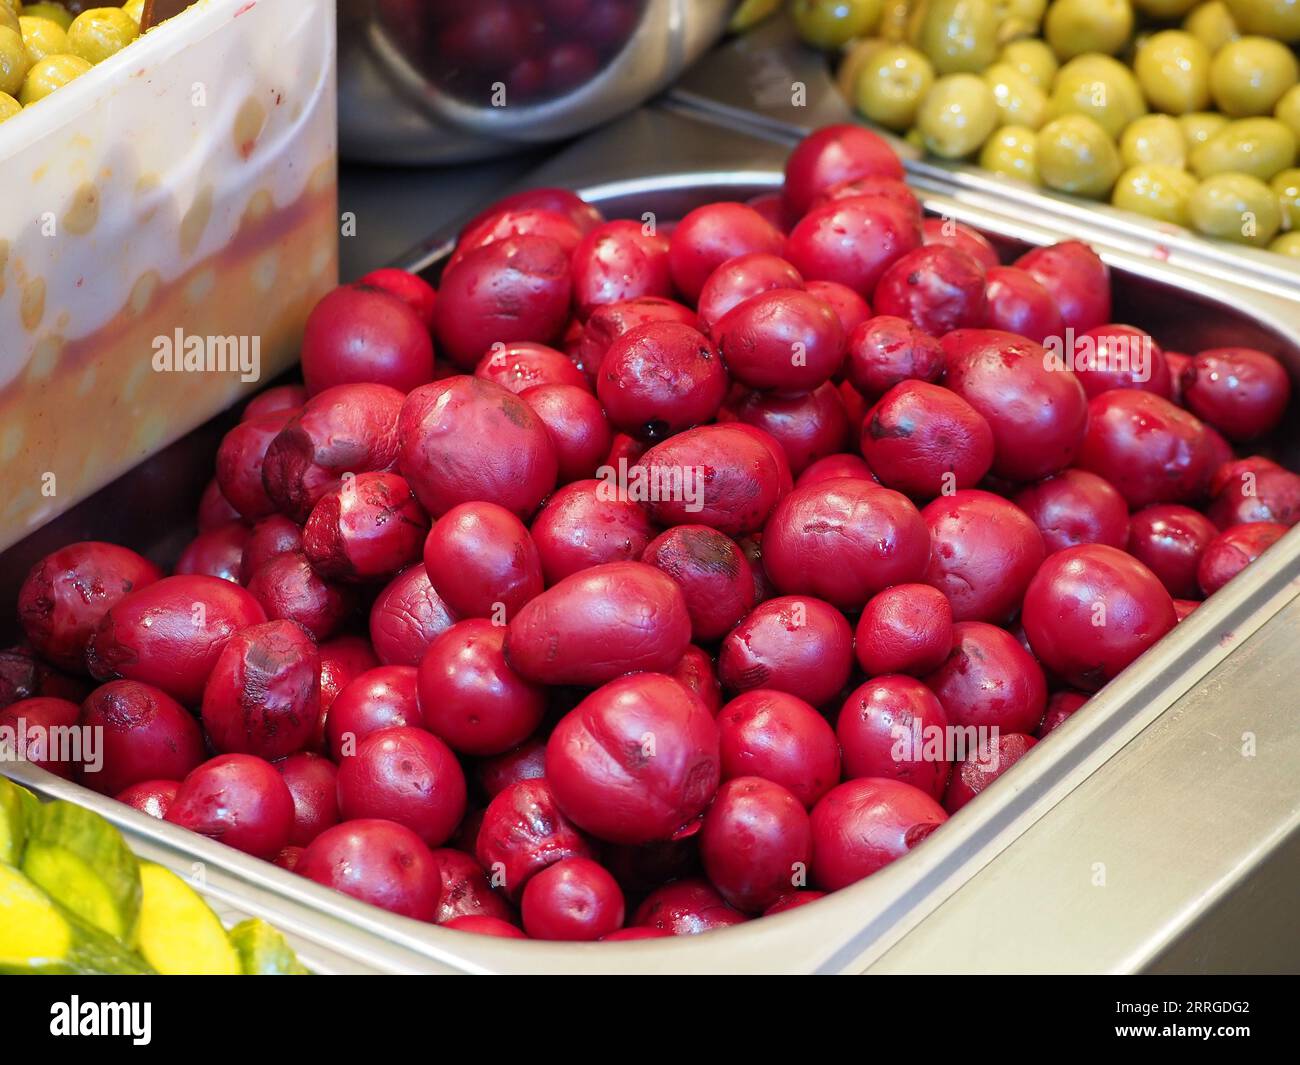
[666,13,1300,307]
[3,108,1298,974]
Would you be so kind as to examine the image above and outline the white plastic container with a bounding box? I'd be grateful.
[0,0,337,550]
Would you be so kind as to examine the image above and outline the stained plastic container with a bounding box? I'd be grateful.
[0,0,337,551]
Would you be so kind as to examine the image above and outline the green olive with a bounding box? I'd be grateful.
[1270,167,1300,229]
[993,0,1047,42]
[999,37,1058,89]
[1191,117,1297,180]
[18,14,65,62]
[1269,231,1300,255]
[1209,36,1299,116]
[18,49,86,102]
[792,0,884,48]
[0,87,18,121]
[1183,1,1239,53]
[1278,84,1300,142]
[1180,110,1230,148]
[66,6,137,65]
[838,37,889,100]
[980,123,1040,180]
[1048,54,1148,139]
[984,60,1048,128]
[22,4,72,32]
[1188,171,1282,244]
[1036,113,1123,196]
[917,72,999,157]
[0,24,27,96]
[1043,0,1134,61]
[1223,0,1300,42]
[915,0,999,74]
[1112,163,1200,223]
[855,43,936,130]
[122,0,145,25]
[1133,0,1199,14]
[1120,113,1189,167]
[1134,31,1211,115]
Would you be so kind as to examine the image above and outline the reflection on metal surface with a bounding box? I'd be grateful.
[337,0,732,164]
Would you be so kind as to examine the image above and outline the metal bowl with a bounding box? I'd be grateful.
[338,0,735,164]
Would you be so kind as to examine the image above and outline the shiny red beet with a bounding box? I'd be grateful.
[298,819,439,921]
[641,525,756,643]
[716,689,841,808]
[521,857,626,940]
[598,321,728,439]
[699,777,813,913]
[301,284,435,395]
[357,267,437,329]
[398,376,557,519]
[336,726,467,848]
[922,489,1045,623]
[275,752,339,847]
[530,479,656,583]
[1181,347,1291,442]
[810,778,948,890]
[762,479,929,610]
[167,754,294,859]
[423,501,543,622]
[633,878,749,935]
[924,621,1047,733]
[942,329,1089,483]
[719,596,854,708]
[0,697,82,779]
[86,575,267,705]
[732,382,850,476]
[261,383,405,522]
[1197,522,1289,596]
[837,676,952,800]
[368,565,457,667]
[418,620,545,757]
[18,542,163,673]
[115,779,180,820]
[854,583,953,677]
[79,680,204,796]
[1015,240,1110,333]
[1077,389,1215,508]
[1013,469,1130,555]
[520,383,612,483]
[872,245,987,336]
[862,381,994,498]
[944,733,1037,813]
[476,778,594,900]
[505,562,691,688]
[1022,544,1178,690]
[1126,504,1219,599]
[546,673,720,845]
[325,665,420,761]
[697,252,804,335]
[668,202,784,303]
[200,620,319,760]
[782,124,904,219]
[845,315,944,400]
[174,523,249,584]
